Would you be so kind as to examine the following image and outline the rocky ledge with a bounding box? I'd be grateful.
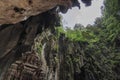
[0,0,80,24]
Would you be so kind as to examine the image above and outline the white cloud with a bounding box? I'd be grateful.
[61,0,104,28]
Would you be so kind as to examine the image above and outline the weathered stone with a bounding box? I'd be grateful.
[0,0,72,24]
[0,23,24,58]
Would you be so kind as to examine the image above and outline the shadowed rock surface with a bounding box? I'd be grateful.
[1,0,119,80]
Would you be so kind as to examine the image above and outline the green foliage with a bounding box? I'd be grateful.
[55,26,65,38]
[55,26,99,43]
[102,0,120,46]
[55,1,120,79]
[36,43,42,55]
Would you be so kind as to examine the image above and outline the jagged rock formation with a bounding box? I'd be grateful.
[0,0,103,80]
[0,0,77,24]
[0,10,57,79]
[4,51,41,80]
[0,0,119,80]
[1,28,94,80]
[0,0,93,24]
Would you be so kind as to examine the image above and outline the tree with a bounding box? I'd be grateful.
[74,23,84,30]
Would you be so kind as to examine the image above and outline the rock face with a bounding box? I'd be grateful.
[0,26,92,80]
[0,10,55,79]
[4,51,41,80]
[0,7,99,79]
[0,5,120,80]
[2,26,118,80]
[0,0,72,24]
[1,0,109,80]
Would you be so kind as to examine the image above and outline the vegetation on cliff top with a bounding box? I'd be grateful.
[54,0,120,79]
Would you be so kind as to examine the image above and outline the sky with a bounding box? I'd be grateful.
[61,0,104,28]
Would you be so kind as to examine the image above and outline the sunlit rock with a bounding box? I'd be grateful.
[0,0,73,24]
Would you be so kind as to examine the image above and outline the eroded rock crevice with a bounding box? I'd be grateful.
[0,8,59,79]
